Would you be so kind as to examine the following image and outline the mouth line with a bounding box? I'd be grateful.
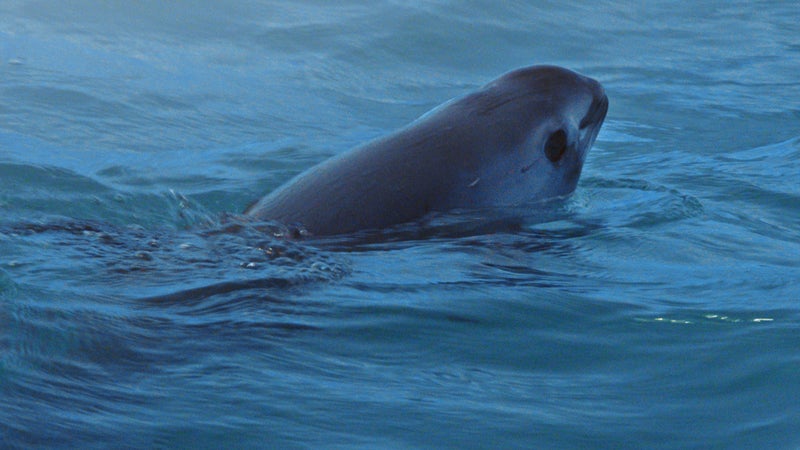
[579,94,609,129]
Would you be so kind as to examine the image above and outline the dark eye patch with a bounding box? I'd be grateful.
[544,129,567,162]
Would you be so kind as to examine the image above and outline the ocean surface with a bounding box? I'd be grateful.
[1,1,799,448]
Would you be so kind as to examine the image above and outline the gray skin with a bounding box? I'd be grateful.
[246,65,608,236]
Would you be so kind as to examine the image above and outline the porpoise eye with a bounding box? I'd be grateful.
[544,129,568,163]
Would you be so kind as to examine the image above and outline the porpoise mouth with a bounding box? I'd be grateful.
[580,94,609,129]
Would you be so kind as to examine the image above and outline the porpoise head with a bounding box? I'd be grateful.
[447,65,608,208]
[245,65,608,236]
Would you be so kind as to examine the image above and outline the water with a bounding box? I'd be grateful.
[2,1,799,448]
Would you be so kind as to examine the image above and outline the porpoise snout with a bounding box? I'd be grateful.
[580,88,609,129]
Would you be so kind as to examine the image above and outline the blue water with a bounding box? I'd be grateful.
[2,1,799,448]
